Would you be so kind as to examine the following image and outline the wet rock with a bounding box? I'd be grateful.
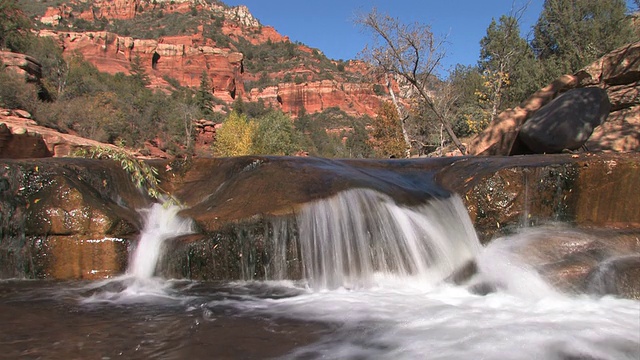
[585,255,640,299]
[173,156,450,233]
[0,158,151,279]
[445,260,478,285]
[517,88,611,153]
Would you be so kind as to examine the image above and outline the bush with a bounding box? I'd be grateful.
[252,110,297,155]
[0,70,39,113]
[212,111,257,157]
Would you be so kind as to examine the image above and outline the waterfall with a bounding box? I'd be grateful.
[129,202,194,279]
[294,189,482,289]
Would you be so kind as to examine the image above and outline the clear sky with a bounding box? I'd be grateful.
[222,0,546,74]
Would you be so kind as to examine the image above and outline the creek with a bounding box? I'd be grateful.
[1,184,638,359]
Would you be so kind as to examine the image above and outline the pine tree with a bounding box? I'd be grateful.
[533,0,634,83]
[479,15,535,117]
[129,55,150,87]
[195,71,214,119]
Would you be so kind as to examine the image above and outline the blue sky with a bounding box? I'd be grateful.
[222,0,545,74]
[222,1,638,75]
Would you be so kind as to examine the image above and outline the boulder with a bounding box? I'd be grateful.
[468,41,640,155]
[0,51,42,81]
[517,88,611,153]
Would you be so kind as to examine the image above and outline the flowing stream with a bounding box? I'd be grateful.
[0,190,638,359]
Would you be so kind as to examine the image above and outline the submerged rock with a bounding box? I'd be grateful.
[585,255,640,299]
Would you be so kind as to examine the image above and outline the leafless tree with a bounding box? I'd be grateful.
[357,8,466,155]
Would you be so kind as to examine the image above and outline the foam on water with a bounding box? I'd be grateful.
[204,249,640,360]
[76,190,639,359]
[81,202,194,304]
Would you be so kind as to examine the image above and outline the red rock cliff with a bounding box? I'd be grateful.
[36,0,387,118]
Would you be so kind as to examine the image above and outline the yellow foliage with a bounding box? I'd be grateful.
[213,111,258,157]
[370,102,407,158]
[465,70,511,135]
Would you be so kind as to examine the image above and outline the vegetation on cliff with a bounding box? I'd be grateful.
[1,0,638,158]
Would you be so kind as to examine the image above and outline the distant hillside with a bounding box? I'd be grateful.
[19,0,389,118]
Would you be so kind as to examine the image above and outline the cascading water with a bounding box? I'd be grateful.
[81,202,194,303]
[295,189,481,289]
[129,202,194,280]
[3,185,638,359]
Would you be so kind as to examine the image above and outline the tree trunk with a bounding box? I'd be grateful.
[386,75,412,158]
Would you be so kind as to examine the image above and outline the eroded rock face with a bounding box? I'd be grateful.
[0,109,126,158]
[0,51,42,81]
[0,158,150,279]
[248,80,383,118]
[35,2,388,119]
[38,30,244,101]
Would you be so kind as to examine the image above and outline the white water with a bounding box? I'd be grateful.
[79,190,639,359]
[207,241,640,359]
[82,202,194,303]
[296,190,481,289]
[129,202,194,279]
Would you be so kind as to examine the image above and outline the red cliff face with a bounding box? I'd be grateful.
[37,0,387,118]
[39,30,243,101]
[248,80,383,118]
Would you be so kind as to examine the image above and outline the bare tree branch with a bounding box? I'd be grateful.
[357,8,466,155]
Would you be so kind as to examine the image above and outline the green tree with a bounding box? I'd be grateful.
[252,110,297,155]
[129,55,150,87]
[231,96,246,115]
[532,0,634,83]
[0,0,32,52]
[25,37,68,100]
[195,71,214,119]
[345,120,374,158]
[479,14,535,120]
[0,69,38,112]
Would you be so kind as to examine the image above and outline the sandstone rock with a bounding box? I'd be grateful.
[469,41,640,155]
[0,158,151,279]
[247,80,383,118]
[468,75,578,155]
[34,3,388,121]
[12,109,31,119]
[0,109,123,158]
[0,51,42,82]
[517,88,611,153]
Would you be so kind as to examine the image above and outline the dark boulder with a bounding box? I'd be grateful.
[517,88,611,153]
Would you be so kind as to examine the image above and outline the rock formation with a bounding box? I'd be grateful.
[1,153,639,298]
[516,88,611,153]
[34,1,386,118]
[248,80,384,117]
[0,157,150,279]
[468,41,640,155]
[38,30,244,101]
[0,51,42,82]
[0,108,127,158]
